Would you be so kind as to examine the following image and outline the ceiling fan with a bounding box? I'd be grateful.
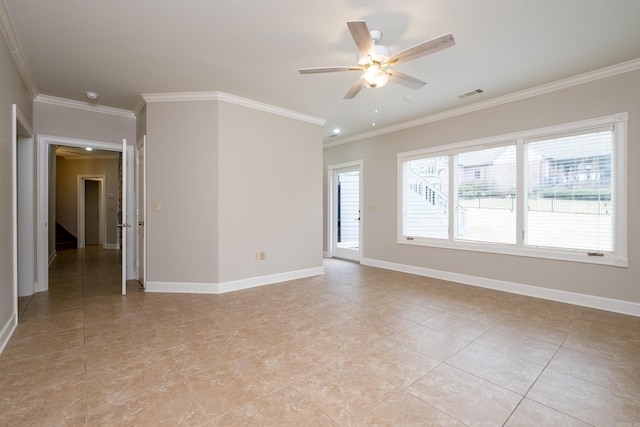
[299,20,455,99]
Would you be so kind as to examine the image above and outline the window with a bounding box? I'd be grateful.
[398,113,627,267]
[525,128,613,252]
[403,156,449,239]
[457,145,517,245]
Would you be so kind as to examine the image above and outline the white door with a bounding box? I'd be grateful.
[330,162,362,262]
[119,138,129,295]
[136,136,146,287]
[17,135,35,297]
[85,180,100,245]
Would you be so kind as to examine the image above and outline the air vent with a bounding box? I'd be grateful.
[458,89,484,99]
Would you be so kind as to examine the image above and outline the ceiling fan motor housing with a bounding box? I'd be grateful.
[357,44,390,65]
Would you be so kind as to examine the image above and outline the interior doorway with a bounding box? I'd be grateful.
[77,176,106,248]
[328,161,363,262]
[36,135,135,295]
[13,105,35,302]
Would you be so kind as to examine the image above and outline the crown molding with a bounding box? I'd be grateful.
[132,96,146,117]
[142,91,326,126]
[34,94,135,119]
[0,0,39,98]
[324,58,640,149]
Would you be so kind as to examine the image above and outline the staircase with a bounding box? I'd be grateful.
[405,190,449,237]
[404,170,466,237]
[55,223,77,251]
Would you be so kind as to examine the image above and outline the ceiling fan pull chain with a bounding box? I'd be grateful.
[372,91,380,127]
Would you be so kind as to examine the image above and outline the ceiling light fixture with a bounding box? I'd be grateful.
[361,63,389,89]
[85,147,93,151]
[332,128,341,135]
[85,91,98,100]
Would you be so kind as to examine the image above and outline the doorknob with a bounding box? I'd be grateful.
[138,221,144,226]
[117,223,131,228]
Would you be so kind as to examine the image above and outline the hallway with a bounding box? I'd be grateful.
[1,247,640,425]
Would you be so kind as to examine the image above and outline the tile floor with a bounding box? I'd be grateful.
[1,247,640,426]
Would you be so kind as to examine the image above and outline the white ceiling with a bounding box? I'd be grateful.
[4,0,640,142]
[56,146,118,160]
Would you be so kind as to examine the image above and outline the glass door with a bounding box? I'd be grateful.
[331,163,361,261]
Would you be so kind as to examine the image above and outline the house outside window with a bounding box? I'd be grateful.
[398,113,628,267]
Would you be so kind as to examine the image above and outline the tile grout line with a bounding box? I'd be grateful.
[500,326,576,426]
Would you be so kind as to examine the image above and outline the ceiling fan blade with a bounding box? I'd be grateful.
[385,33,455,66]
[388,71,426,90]
[298,66,362,74]
[343,80,363,99]
[347,20,374,58]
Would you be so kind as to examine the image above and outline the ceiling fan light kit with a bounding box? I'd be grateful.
[299,20,455,99]
[361,63,389,88]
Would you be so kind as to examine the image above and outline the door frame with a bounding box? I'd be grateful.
[327,160,363,261]
[12,104,34,305]
[77,175,106,248]
[36,134,135,292]
[135,136,147,287]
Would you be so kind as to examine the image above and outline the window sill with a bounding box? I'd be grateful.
[397,236,627,268]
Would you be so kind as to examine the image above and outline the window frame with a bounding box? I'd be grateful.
[397,113,628,267]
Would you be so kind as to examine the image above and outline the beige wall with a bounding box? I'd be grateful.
[0,32,33,344]
[34,102,135,145]
[218,102,323,282]
[324,69,640,305]
[136,105,146,143]
[146,100,219,284]
[145,98,324,288]
[55,157,120,245]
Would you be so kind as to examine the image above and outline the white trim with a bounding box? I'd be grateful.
[397,113,628,268]
[0,1,20,52]
[11,105,18,326]
[325,59,640,148]
[11,104,34,334]
[613,114,628,267]
[141,91,326,126]
[132,97,146,117]
[145,267,324,294]
[135,136,147,287]
[0,313,17,355]
[362,257,640,317]
[34,95,135,119]
[104,243,119,250]
[36,135,136,292]
[327,160,363,261]
[398,113,625,159]
[0,2,39,98]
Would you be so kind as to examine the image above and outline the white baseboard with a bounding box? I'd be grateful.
[0,312,17,355]
[104,243,119,250]
[48,250,56,266]
[145,266,325,294]
[361,257,640,317]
